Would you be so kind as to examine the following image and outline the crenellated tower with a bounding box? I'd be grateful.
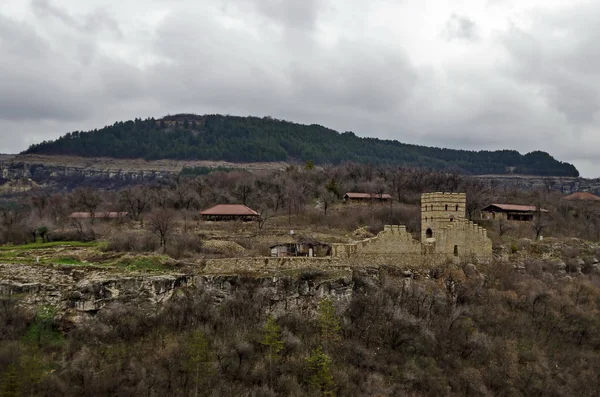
[421,192,466,241]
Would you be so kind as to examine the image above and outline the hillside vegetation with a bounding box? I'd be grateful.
[23,114,579,176]
[1,259,600,396]
[1,163,599,396]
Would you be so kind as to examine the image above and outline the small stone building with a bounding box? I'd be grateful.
[270,239,331,258]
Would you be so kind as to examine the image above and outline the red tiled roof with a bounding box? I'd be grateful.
[69,212,128,218]
[482,204,549,213]
[200,204,259,216]
[563,192,600,201]
[344,192,393,199]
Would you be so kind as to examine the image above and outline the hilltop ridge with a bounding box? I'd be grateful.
[23,114,579,176]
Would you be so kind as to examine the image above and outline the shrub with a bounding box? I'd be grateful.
[166,234,203,259]
[48,229,95,242]
[106,231,159,253]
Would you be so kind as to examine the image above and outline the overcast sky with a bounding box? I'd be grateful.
[0,0,598,176]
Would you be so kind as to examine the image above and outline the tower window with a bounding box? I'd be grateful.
[450,217,454,222]
[445,204,448,211]
[454,245,459,256]
[426,228,433,238]
[455,205,459,211]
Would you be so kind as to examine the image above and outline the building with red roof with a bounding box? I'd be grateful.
[200,204,259,221]
[480,203,548,222]
[563,192,600,201]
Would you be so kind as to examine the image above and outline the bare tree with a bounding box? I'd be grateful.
[69,217,85,240]
[497,218,512,237]
[465,180,487,220]
[30,192,50,219]
[152,185,172,209]
[232,178,255,206]
[48,194,68,224]
[148,209,176,252]
[119,186,151,221]
[0,207,28,244]
[318,189,337,216]
[390,168,410,203]
[531,204,547,241]
[442,171,463,192]
[70,187,103,224]
[257,209,271,232]
[181,208,195,234]
[173,182,197,210]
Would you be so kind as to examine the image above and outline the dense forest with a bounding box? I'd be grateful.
[23,114,579,176]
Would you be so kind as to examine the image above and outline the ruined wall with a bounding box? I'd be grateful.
[421,192,466,241]
[332,225,421,259]
[200,257,346,273]
[330,191,493,263]
[434,219,493,260]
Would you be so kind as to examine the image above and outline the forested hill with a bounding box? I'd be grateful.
[24,114,579,176]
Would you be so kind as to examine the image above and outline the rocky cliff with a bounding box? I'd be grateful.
[2,154,600,194]
[0,263,356,323]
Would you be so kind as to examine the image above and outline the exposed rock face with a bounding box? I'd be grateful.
[473,175,600,195]
[0,155,287,188]
[0,263,194,315]
[2,154,600,193]
[0,263,356,322]
[196,274,354,316]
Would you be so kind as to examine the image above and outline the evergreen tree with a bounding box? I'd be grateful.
[185,330,214,397]
[318,297,341,349]
[261,316,284,386]
[0,364,21,397]
[306,346,336,397]
[21,114,580,177]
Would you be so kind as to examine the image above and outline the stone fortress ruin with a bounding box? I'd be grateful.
[330,192,493,265]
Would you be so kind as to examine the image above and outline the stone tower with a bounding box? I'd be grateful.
[421,192,466,241]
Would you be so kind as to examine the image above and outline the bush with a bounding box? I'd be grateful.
[106,231,159,253]
[0,225,31,245]
[48,229,95,242]
[166,234,203,259]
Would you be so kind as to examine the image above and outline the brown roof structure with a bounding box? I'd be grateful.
[563,192,600,201]
[344,192,393,200]
[200,204,259,217]
[69,212,129,219]
[482,204,549,213]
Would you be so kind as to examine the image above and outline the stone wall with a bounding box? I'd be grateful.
[331,225,421,259]
[421,192,467,241]
[329,192,493,264]
[432,219,493,260]
[199,254,456,273]
[200,257,348,274]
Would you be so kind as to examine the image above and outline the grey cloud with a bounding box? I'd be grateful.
[443,14,479,41]
[289,42,417,114]
[0,14,51,60]
[147,7,417,119]
[232,0,322,31]
[1,1,600,177]
[0,10,144,123]
[0,14,90,121]
[500,9,600,125]
[31,0,123,37]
